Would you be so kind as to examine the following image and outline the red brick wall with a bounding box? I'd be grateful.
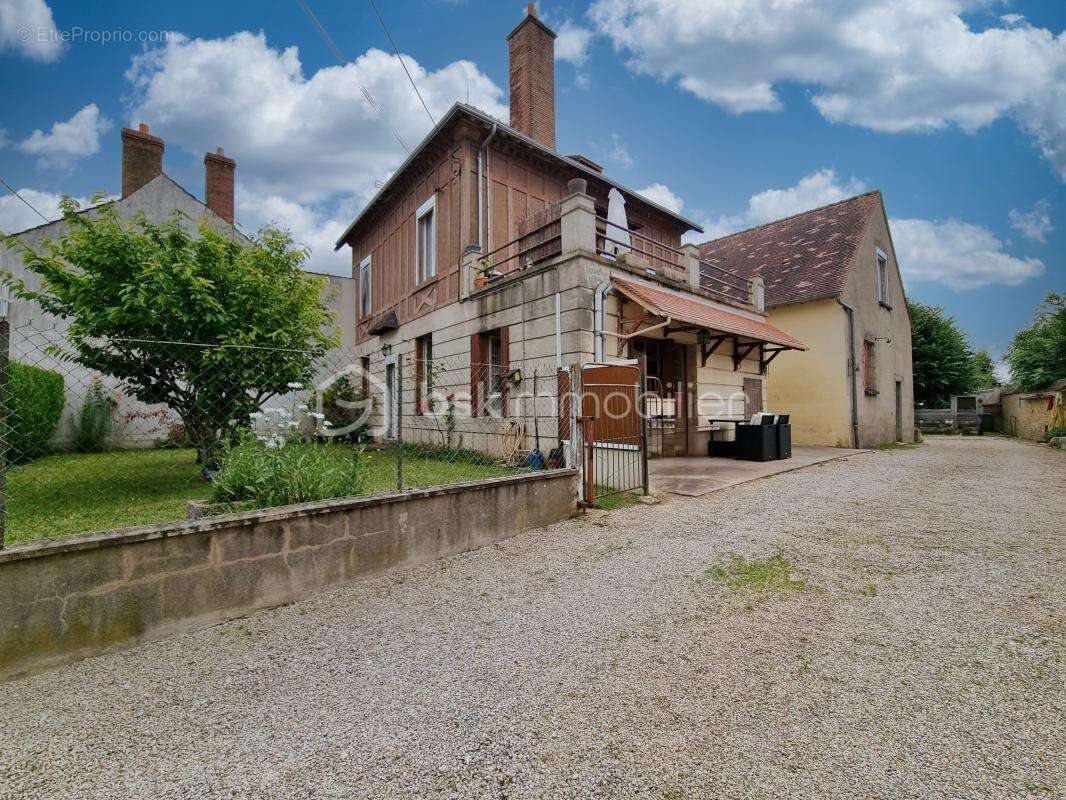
[204,149,236,224]
[507,13,556,149]
[121,125,164,198]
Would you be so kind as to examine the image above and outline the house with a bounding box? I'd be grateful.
[996,379,1066,440]
[698,192,915,448]
[0,124,355,447]
[334,4,807,460]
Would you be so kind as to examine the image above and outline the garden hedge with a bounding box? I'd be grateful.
[7,362,65,463]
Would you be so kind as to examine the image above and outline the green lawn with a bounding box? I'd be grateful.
[5,445,524,546]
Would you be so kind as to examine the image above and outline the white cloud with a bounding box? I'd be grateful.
[555,20,593,66]
[597,132,633,169]
[636,182,684,214]
[236,191,354,276]
[125,31,507,205]
[0,0,63,62]
[0,187,90,234]
[686,169,1044,290]
[589,0,1066,178]
[993,360,1011,383]
[695,168,866,239]
[891,217,1045,290]
[18,104,111,168]
[1008,199,1053,243]
[745,170,866,225]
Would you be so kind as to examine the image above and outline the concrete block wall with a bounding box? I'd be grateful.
[0,469,578,680]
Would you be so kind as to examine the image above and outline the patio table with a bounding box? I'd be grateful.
[706,417,746,457]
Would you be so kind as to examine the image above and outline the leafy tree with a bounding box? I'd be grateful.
[970,348,1000,391]
[1006,293,1066,391]
[3,199,338,463]
[908,300,979,407]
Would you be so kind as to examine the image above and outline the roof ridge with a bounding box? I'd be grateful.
[699,189,881,247]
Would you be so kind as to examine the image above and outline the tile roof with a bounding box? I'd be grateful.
[697,191,882,308]
[611,278,806,350]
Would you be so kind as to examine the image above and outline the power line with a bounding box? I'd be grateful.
[295,0,411,154]
[366,0,436,126]
[0,176,51,225]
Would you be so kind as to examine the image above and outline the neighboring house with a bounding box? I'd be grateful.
[698,192,915,448]
[334,4,806,459]
[997,379,1066,440]
[1,124,353,448]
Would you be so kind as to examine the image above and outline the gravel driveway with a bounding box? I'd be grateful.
[2,437,1063,799]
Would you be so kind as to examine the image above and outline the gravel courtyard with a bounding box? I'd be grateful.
[2,437,1063,799]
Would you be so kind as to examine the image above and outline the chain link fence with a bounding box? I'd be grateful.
[0,321,568,547]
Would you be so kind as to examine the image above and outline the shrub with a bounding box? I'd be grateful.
[316,375,368,443]
[211,435,366,509]
[73,377,117,452]
[6,362,64,462]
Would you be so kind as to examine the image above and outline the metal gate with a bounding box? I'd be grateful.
[577,362,648,504]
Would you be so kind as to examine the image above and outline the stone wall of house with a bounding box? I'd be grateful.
[0,469,578,680]
[1001,390,1057,440]
[2,179,350,452]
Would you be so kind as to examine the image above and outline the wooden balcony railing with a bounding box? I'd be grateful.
[479,202,562,278]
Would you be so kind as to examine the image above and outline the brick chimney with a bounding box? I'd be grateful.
[204,147,236,224]
[120,123,164,198]
[507,2,556,149]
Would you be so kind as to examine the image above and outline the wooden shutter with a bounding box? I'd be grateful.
[500,325,510,417]
[743,377,763,418]
[863,340,875,394]
[470,333,482,417]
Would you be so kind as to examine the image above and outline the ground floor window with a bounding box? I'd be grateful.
[470,327,509,417]
[416,334,433,414]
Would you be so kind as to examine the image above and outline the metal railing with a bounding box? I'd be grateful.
[595,216,753,304]
[596,216,684,274]
[698,259,751,302]
[479,204,562,280]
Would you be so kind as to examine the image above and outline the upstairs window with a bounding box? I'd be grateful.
[416,195,436,285]
[359,255,372,318]
[876,249,890,306]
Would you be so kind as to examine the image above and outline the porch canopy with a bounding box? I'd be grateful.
[611,277,806,371]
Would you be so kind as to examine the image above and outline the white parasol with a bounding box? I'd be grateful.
[605,187,631,258]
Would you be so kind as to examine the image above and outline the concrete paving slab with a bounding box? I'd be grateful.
[648,445,869,496]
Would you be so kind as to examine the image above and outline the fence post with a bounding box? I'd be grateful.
[0,318,7,549]
[396,355,404,491]
[638,363,650,497]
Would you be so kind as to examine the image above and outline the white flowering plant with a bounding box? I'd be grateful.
[211,391,366,508]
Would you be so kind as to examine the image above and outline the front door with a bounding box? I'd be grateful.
[633,338,688,456]
[895,379,904,442]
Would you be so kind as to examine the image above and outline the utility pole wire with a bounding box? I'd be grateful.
[0,177,51,225]
[295,0,411,154]
[366,0,436,126]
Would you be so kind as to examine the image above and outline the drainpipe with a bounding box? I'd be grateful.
[837,295,859,448]
[477,122,498,252]
[555,292,562,369]
[594,280,610,361]
[477,122,496,251]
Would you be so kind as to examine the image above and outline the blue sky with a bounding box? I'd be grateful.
[0,0,1062,369]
